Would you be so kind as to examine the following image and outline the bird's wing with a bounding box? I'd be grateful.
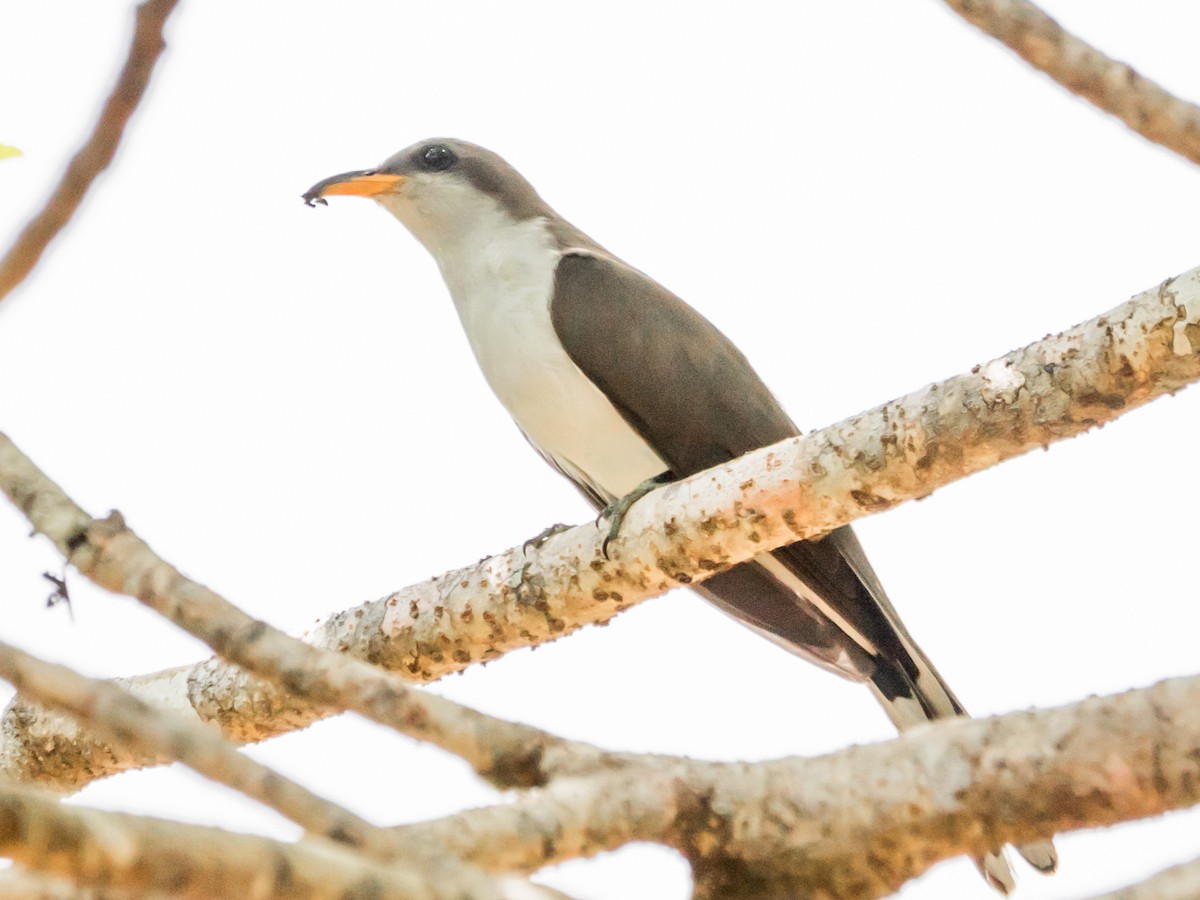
[551,249,796,476]
[550,250,957,705]
[552,250,1058,883]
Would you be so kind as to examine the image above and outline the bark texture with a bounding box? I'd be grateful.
[0,784,501,900]
[0,640,413,858]
[0,0,180,303]
[397,674,1200,899]
[941,0,1200,165]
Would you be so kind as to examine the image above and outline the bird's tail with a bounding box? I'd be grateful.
[869,637,1058,893]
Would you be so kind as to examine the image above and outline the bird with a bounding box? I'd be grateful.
[303,138,1056,891]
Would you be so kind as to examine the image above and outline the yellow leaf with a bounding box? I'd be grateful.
[0,145,23,160]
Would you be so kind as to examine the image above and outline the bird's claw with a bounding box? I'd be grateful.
[523,522,571,554]
[598,472,673,560]
[600,515,622,561]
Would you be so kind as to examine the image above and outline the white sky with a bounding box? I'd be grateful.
[2,1,1199,897]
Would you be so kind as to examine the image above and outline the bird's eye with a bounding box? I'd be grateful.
[420,144,456,171]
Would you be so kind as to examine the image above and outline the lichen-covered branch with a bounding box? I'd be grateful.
[0,785,573,899]
[0,439,608,793]
[397,673,1200,900]
[0,638,421,859]
[939,0,1200,165]
[6,659,1200,898]
[2,264,1198,794]
[0,784,504,900]
[0,0,179,304]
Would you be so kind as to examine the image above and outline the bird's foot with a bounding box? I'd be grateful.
[599,472,674,559]
[523,523,572,554]
[1016,839,1058,874]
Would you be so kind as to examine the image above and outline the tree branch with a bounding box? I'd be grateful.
[0,437,610,793]
[939,0,1200,165]
[0,783,505,900]
[0,638,423,860]
[9,625,1200,898]
[0,0,180,305]
[397,673,1200,900]
[1,264,1197,794]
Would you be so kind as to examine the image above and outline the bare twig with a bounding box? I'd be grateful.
[0,435,609,791]
[9,665,1198,898]
[0,784,502,900]
[0,0,179,304]
[940,0,1200,165]
[398,674,1200,900]
[2,263,1199,793]
[0,638,417,859]
[10,651,1199,899]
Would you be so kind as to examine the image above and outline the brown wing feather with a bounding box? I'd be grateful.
[551,251,944,702]
[551,251,795,474]
[549,248,1062,882]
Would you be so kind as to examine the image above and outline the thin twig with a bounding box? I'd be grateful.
[0,638,411,860]
[0,784,501,900]
[0,432,609,791]
[0,0,180,304]
[941,0,1200,165]
[397,674,1200,899]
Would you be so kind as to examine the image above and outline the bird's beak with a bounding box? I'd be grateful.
[302,170,406,207]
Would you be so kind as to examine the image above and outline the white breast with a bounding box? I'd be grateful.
[381,182,667,502]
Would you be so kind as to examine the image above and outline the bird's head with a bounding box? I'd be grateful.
[303,138,554,257]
